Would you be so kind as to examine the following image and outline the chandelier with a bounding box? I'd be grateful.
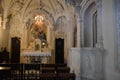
[34,15,44,25]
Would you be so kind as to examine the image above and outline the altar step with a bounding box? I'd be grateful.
[0,63,75,80]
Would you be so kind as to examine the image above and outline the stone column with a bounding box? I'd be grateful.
[75,6,81,48]
[22,25,29,49]
[114,0,120,71]
[2,18,7,30]
[96,0,104,48]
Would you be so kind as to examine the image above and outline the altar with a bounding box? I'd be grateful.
[22,51,51,64]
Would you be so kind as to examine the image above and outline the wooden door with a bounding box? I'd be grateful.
[11,37,20,63]
[55,38,64,64]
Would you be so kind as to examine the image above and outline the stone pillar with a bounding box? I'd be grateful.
[75,6,81,47]
[22,26,28,48]
[114,0,120,71]
[2,18,7,30]
[96,0,104,48]
[69,48,80,80]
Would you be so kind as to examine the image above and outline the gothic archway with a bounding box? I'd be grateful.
[79,0,103,48]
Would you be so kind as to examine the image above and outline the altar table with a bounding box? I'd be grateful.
[22,51,51,64]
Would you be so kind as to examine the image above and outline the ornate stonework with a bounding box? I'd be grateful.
[55,16,67,38]
[69,48,105,80]
[96,0,103,48]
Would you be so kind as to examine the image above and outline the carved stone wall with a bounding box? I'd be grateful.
[55,16,67,38]
[69,48,80,80]
[69,48,105,80]
[79,0,96,47]
[79,0,103,48]
[80,48,105,80]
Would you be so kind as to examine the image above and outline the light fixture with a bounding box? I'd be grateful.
[34,15,44,25]
[42,41,45,46]
[35,15,44,22]
[41,41,46,48]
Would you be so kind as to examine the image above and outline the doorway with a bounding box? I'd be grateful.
[11,37,20,63]
[55,38,64,64]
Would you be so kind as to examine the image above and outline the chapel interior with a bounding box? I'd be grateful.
[0,0,120,80]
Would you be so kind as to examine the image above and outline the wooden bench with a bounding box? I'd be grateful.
[56,67,70,73]
[0,64,11,80]
[41,63,67,68]
[11,63,22,80]
[40,73,57,80]
[0,63,76,80]
[57,73,75,80]
[22,64,40,80]
[42,67,56,73]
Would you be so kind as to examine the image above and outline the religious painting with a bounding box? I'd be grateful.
[30,22,47,42]
[27,15,47,51]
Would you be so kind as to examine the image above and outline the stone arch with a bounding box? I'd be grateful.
[54,16,67,40]
[80,0,97,47]
[23,9,55,28]
[55,16,67,32]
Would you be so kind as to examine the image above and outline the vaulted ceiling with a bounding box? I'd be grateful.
[1,0,66,23]
[1,0,82,19]
[0,0,83,30]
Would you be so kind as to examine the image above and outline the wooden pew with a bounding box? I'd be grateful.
[0,63,76,80]
[56,67,70,73]
[11,63,22,80]
[42,63,67,68]
[22,64,40,80]
[57,73,75,80]
[40,73,57,80]
[42,67,56,73]
[0,64,11,80]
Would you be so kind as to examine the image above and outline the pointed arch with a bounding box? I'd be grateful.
[80,0,98,47]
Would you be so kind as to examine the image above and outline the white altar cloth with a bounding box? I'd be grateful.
[22,51,51,56]
[22,51,51,64]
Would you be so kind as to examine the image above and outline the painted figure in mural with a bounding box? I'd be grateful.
[30,21,47,40]
[38,30,46,41]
